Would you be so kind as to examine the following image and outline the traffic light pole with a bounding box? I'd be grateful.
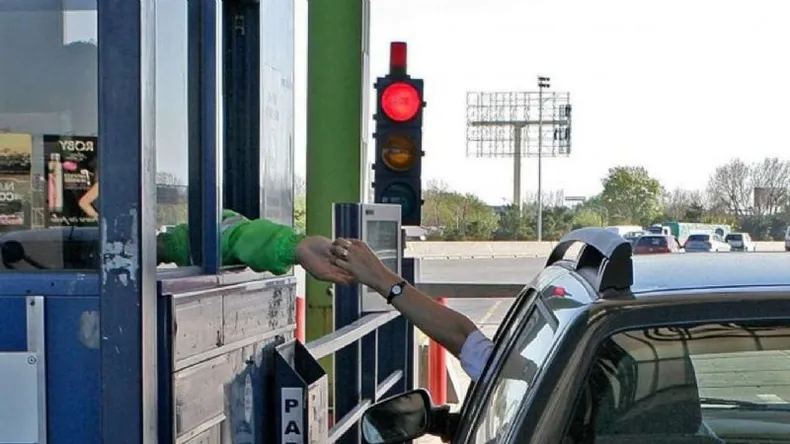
[305,0,366,393]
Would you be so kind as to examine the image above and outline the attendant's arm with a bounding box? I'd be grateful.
[231,219,305,274]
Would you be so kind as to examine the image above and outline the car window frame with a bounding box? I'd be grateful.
[452,265,574,443]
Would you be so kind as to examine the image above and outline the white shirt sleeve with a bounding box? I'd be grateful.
[458,329,495,383]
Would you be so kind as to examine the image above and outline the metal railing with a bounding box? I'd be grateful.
[305,310,405,442]
[287,267,526,444]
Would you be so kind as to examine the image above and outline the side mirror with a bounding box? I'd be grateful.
[361,389,432,444]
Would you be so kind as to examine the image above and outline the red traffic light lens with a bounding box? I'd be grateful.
[381,82,421,122]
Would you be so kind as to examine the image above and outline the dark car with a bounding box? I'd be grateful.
[361,228,790,444]
[632,234,682,254]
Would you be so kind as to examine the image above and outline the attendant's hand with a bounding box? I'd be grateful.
[329,238,400,293]
[296,236,355,285]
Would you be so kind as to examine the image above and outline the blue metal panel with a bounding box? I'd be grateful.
[360,320,377,402]
[333,203,362,444]
[200,0,222,273]
[0,296,26,352]
[187,0,222,271]
[97,1,159,443]
[187,0,204,267]
[223,0,261,219]
[157,293,175,444]
[46,296,101,444]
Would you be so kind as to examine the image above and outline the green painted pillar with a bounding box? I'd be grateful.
[305,0,365,380]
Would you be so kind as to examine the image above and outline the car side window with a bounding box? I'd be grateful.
[562,320,790,444]
[471,304,554,443]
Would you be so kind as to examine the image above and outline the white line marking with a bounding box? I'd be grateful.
[479,300,504,326]
[757,394,786,403]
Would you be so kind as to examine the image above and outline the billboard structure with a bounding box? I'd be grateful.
[466,78,572,241]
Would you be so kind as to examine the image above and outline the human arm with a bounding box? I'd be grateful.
[330,238,485,360]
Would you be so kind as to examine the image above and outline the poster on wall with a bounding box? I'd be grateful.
[0,133,33,230]
[43,135,98,227]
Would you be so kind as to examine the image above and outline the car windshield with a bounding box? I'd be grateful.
[725,234,743,241]
[636,236,667,247]
[687,234,711,242]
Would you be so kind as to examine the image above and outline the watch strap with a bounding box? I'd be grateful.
[386,280,408,304]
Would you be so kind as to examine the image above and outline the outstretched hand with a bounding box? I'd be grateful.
[328,238,399,293]
[296,236,355,285]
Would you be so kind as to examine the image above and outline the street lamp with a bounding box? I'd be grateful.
[536,76,550,241]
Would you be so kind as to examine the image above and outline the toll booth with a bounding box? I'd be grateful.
[0,1,299,444]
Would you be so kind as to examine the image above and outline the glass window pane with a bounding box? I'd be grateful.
[473,299,558,443]
[260,0,295,227]
[155,0,190,268]
[569,320,790,442]
[0,1,98,271]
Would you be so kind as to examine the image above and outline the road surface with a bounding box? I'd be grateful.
[421,258,540,333]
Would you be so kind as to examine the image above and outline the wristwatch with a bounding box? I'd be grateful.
[386,280,408,304]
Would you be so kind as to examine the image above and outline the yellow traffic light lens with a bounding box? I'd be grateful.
[382,134,417,171]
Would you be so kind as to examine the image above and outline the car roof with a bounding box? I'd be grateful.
[631,252,790,294]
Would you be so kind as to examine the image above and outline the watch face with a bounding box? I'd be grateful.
[391,285,403,295]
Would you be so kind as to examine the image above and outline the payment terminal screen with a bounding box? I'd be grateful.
[364,220,399,292]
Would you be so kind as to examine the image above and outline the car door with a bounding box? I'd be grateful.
[452,268,592,443]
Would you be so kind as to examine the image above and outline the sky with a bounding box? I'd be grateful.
[55,0,790,206]
[294,0,790,204]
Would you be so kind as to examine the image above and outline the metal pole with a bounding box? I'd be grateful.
[306,0,365,390]
[537,84,544,241]
[513,126,522,211]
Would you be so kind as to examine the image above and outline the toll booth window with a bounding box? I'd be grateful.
[260,0,295,227]
[155,1,190,268]
[0,1,99,271]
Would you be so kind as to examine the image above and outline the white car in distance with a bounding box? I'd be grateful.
[725,232,755,252]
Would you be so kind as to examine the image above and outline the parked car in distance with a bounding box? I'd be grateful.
[725,232,755,251]
[623,230,645,245]
[632,234,683,254]
[684,232,731,252]
[785,226,790,252]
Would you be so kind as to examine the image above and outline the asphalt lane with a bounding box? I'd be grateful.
[420,258,543,328]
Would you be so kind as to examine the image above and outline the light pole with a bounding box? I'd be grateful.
[537,76,550,241]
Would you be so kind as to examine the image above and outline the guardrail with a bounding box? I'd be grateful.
[278,257,524,444]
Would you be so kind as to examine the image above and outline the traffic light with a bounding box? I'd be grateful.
[372,42,425,226]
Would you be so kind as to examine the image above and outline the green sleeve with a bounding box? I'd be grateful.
[228,219,306,274]
[158,224,191,266]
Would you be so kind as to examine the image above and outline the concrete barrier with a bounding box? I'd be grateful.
[406,241,786,259]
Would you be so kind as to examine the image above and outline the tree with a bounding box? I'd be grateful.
[661,188,704,221]
[422,181,498,240]
[493,205,534,240]
[750,157,790,215]
[706,158,753,217]
[600,166,663,226]
[156,172,187,227]
[294,175,306,231]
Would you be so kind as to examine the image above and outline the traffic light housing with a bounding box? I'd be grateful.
[372,42,425,226]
